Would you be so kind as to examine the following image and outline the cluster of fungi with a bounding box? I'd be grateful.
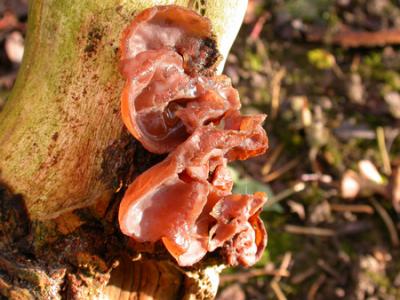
[118,5,269,267]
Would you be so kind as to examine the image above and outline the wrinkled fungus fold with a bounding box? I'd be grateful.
[118,5,269,267]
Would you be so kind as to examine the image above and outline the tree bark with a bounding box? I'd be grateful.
[0,0,247,299]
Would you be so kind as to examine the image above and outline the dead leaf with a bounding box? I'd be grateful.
[5,31,24,64]
[358,160,384,184]
[309,200,332,224]
[346,73,364,104]
[384,92,400,119]
[341,170,361,199]
[288,200,306,220]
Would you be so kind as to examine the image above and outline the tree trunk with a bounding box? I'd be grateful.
[0,0,247,299]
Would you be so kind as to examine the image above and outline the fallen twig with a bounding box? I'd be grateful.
[270,281,287,300]
[301,173,332,183]
[317,259,341,280]
[307,274,326,300]
[330,203,374,214]
[274,252,292,282]
[269,252,292,300]
[291,266,317,284]
[306,27,400,48]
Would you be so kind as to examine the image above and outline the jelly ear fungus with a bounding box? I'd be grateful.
[118,5,268,267]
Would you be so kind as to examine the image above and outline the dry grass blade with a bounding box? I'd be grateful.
[221,252,292,284]
[270,68,286,119]
[263,158,300,182]
[377,127,392,175]
[369,198,399,247]
[267,182,306,207]
[261,143,284,176]
[220,268,289,284]
[284,225,336,237]
[392,166,400,213]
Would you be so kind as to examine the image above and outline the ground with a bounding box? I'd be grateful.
[1,1,400,299]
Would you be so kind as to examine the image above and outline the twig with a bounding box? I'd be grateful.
[330,203,374,214]
[270,281,287,300]
[269,252,292,300]
[377,127,392,175]
[301,173,332,183]
[306,27,400,48]
[284,225,336,237]
[307,274,326,300]
[266,182,306,207]
[291,267,317,284]
[274,252,292,282]
[250,12,269,41]
[263,158,300,182]
[270,68,286,119]
[369,198,399,247]
[332,63,344,79]
[317,259,341,280]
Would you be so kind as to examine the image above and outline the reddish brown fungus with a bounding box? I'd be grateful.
[118,5,269,267]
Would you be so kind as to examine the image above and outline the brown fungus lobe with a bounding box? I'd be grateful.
[118,5,269,267]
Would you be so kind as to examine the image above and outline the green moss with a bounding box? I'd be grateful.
[361,51,400,92]
[244,50,264,72]
[262,213,300,261]
[286,0,333,23]
[308,49,335,70]
[31,221,59,250]
[338,240,356,259]
[323,137,344,169]
[366,271,391,291]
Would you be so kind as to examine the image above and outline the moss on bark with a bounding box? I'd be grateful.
[0,1,247,299]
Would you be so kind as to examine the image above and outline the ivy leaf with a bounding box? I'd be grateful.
[229,167,283,213]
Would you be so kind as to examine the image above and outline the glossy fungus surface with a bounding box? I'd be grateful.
[119,5,269,267]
